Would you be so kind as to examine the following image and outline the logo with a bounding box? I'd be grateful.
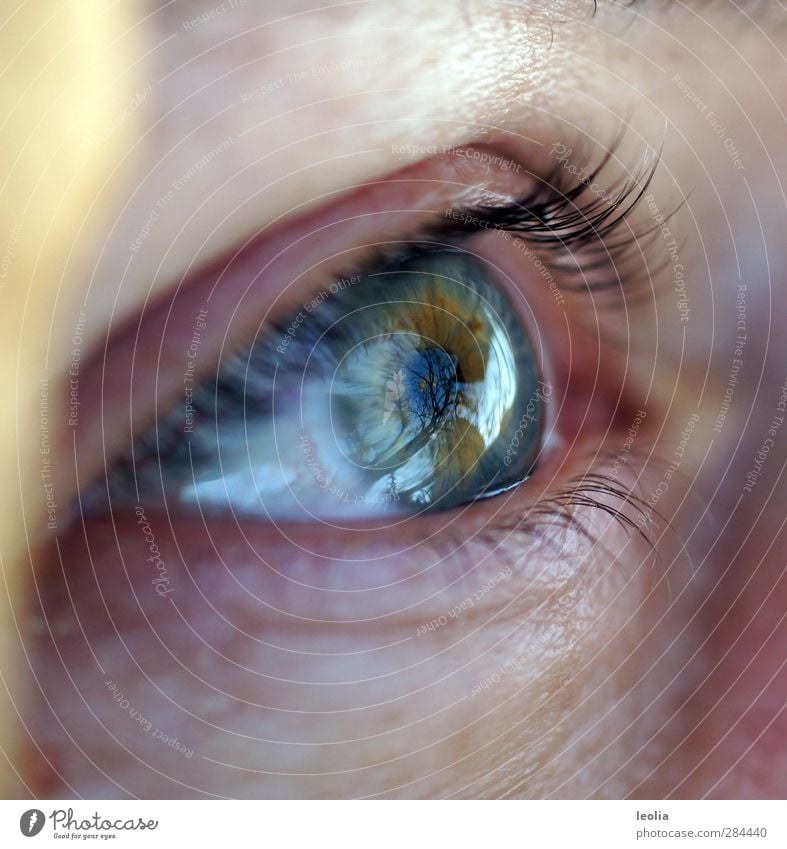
[19,809,45,837]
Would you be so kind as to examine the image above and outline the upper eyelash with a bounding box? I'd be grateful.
[436,139,664,295]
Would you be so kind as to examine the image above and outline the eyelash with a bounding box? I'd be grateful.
[306,138,662,310]
[439,139,662,296]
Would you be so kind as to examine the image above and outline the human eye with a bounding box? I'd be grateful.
[82,141,656,530]
[13,0,784,808]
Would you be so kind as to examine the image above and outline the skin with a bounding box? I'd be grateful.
[0,0,784,798]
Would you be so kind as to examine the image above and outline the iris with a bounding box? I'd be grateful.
[110,251,545,520]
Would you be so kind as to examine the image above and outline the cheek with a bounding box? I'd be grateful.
[27,458,699,799]
[30,524,499,798]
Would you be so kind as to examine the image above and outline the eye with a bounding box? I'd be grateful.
[79,142,655,533]
[103,250,544,519]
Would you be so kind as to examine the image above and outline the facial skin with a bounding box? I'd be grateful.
[0,0,784,798]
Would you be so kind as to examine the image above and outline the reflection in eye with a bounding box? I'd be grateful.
[104,251,544,519]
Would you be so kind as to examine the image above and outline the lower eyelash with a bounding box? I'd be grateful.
[474,470,656,560]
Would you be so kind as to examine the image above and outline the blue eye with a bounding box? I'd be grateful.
[107,250,545,519]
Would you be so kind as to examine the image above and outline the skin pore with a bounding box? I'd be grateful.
[0,0,784,798]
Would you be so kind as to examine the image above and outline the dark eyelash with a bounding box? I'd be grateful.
[436,138,663,296]
[294,138,664,312]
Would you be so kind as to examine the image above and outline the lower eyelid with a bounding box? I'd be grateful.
[29,453,660,797]
[42,453,653,631]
